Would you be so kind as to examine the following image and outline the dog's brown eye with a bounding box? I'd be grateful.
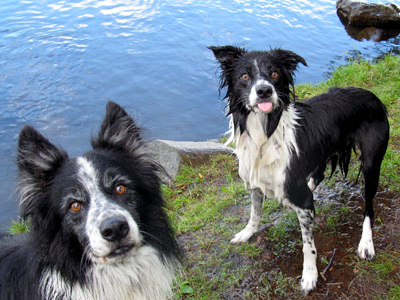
[115,184,126,195]
[271,71,279,79]
[241,73,250,80]
[70,202,82,212]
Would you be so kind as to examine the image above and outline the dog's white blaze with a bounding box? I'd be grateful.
[249,79,278,108]
[40,246,177,300]
[358,216,375,259]
[254,59,260,76]
[233,104,300,201]
[76,157,141,260]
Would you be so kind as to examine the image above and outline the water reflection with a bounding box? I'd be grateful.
[344,25,400,42]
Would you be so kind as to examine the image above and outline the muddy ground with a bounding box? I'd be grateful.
[176,174,400,300]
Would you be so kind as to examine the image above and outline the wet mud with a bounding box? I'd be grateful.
[178,178,400,299]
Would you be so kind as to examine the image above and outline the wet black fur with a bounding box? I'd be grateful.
[209,45,389,221]
[0,102,180,300]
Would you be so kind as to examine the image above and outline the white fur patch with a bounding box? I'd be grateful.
[40,246,178,300]
[231,104,300,202]
[76,157,141,262]
[301,243,318,295]
[358,216,375,260]
[307,178,316,192]
[248,79,278,108]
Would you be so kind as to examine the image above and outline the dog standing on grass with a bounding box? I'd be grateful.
[0,102,180,300]
[209,45,389,295]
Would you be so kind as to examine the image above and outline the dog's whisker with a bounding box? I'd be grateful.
[80,245,91,266]
[140,230,162,244]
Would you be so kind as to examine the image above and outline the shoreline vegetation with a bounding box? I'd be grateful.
[8,55,400,299]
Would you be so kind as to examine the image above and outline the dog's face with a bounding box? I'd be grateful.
[17,102,174,265]
[46,153,143,264]
[209,46,307,114]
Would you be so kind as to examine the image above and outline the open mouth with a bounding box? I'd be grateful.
[107,244,135,258]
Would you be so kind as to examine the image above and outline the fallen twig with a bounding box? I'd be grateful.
[341,292,351,300]
[320,248,337,280]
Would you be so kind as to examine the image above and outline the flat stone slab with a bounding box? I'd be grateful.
[159,140,234,154]
[145,140,234,184]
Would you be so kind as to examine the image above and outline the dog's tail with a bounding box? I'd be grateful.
[329,139,357,179]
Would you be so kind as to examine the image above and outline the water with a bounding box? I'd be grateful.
[0,0,399,228]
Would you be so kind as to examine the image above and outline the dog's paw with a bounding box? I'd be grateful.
[301,268,318,296]
[230,227,254,244]
[358,216,375,260]
[358,238,375,260]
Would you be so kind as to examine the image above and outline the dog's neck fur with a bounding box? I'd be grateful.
[228,104,300,200]
[40,246,178,300]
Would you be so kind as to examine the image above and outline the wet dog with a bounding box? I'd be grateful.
[0,102,180,300]
[209,45,389,294]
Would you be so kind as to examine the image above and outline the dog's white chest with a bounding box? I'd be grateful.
[234,107,299,200]
[40,246,177,300]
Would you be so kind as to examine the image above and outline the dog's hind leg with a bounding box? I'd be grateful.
[357,126,388,260]
[231,189,264,244]
[358,161,380,260]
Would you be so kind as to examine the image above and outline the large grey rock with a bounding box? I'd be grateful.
[144,140,181,184]
[336,0,400,28]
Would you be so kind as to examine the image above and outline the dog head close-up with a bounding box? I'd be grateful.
[17,102,178,267]
[209,46,307,136]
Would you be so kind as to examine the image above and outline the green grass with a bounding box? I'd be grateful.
[8,218,29,234]
[385,285,400,300]
[163,154,246,234]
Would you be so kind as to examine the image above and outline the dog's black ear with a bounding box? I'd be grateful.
[275,49,307,73]
[208,45,247,70]
[92,101,142,154]
[18,126,68,179]
[17,126,68,214]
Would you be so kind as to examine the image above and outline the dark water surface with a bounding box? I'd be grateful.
[0,0,399,227]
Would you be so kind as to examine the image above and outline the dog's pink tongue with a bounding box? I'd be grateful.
[257,102,273,113]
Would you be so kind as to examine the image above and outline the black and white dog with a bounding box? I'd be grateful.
[209,45,389,294]
[0,102,180,300]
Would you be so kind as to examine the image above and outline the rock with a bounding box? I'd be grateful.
[336,0,400,28]
[144,140,234,184]
[144,140,181,184]
[159,140,234,154]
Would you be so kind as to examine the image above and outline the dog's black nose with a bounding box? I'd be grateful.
[256,85,273,99]
[100,217,130,242]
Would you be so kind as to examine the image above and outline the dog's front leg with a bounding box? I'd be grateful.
[231,188,264,243]
[295,206,318,295]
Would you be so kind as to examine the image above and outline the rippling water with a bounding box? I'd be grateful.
[0,0,399,227]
